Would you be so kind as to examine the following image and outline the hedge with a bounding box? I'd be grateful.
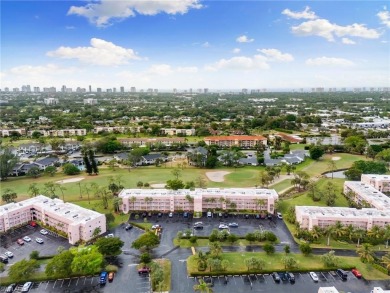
[373,264,389,275]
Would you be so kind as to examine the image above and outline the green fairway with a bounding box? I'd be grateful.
[187,252,390,280]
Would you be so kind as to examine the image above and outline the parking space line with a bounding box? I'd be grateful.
[53,279,58,288]
[75,277,79,286]
[61,279,65,287]
[45,281,50,290]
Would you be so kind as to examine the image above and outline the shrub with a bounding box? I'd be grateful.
[189,236,198,244]
[140,253,151,264]
[373,263,389,275]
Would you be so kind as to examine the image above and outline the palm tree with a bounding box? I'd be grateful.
[356,243,375,263]
[384,225,390,248]
[113,197,122,213]
[129,196,137,211]
[144,197,153,210]
[255,199,267,213]
[193,279,213,293]
[381,253,390,270]
[310,226,323,241]
[196,251,208,270]
[353,228,366,247]
[343,224,355,241]
[324,225,335,246]
[209,242,222,258]
[367,225,384,241]
[219,197,225,210]
[332,221,345,239]
[327,160,337,179]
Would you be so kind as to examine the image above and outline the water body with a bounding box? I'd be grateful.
[324,170,346,179]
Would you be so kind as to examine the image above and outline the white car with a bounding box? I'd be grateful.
[151,225,161,230]
[168,212,173,218]
[35,238,44,244]
[309,272,319,282]
[4,251,13,258]
[40,229,48,235]
[105,233,114,238]
[23,236,32,242]
[277,212,283,219]
[218,224,229,229]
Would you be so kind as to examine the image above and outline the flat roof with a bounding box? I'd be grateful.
[344,181,390,210]
[0,195,103,224]
[296,206,390,218]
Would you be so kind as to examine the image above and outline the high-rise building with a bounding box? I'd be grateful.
[130,87,136,93]
[113,87,116,93]
[204,88,208,94]
[107,89,112,93]
[242,88,248,94]
[84,98,98,105]
[154,89,158,93]
[4,87,9,92]
[13,88,20,92]
[120,86,124,93]
[61,85,66,93]
[89,85,92,92]
[97,88,102,93]
[33,87,40,93]
[44,98,59,105]
[173,88,177,94]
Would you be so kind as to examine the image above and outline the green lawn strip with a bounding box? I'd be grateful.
[187,252,390,280]
[269,179,292,193]
[130,222,153,230]
[154,259,171,291]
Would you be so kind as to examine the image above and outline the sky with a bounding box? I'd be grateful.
[1,0,389,91]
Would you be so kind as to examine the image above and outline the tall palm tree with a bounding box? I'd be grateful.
[129,196,137,211]
[356,243,375,263]
[367,225,384,241]
[384,225,390,249]
[332,221,345,239]
[310,226,323,241]
[324,225,335,246]
[193,279,213,293]
[343,224,355,241]
[381,253,390,270]
[353,228,366,247]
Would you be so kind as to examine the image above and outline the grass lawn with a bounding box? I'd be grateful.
[154,259,171,292]
[269,179,292,193]
[130,222,153,230]
[187,252,390,280]
[173,238,275,248]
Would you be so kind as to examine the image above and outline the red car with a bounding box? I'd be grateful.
[16,238,24,245]
[352,269,362,278]
[138,267,151,275]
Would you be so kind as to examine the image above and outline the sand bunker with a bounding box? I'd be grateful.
[206,171,231,182]
[332,157,341,161]
[56,177,85,184]
[150,183,166,188]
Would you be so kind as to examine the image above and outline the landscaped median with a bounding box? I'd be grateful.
[186,252,390,280]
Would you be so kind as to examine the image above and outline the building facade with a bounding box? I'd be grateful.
[161,128,196,136]
[0,196,106,244]
[119,188,278,214]
[27,129,87,137]
[119,137,185,147]
[361,174,390,193]
[204,135,267,148]
[295,206,390,231]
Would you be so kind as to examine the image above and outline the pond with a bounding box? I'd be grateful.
[323,170,346,179]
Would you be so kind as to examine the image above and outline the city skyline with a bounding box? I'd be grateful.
[1,1,389,89]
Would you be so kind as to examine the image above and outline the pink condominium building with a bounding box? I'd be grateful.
[119,188,278,214]
[296,174,390,231]
[0,195,106,244]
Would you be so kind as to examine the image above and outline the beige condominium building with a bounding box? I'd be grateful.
[0,195,106,244]
[295,175,390,231]
[204,135,267,148]
[119,188,278,215]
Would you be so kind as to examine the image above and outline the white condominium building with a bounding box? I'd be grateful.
[0,195,106,244]
[119,188,278,214]
[343,181,390,211]
[361,174,390,193]
[295,206,390,231]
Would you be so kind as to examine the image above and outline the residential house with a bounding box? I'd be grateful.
[34,157,59,171]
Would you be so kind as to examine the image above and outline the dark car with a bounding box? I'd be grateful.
[336,269,348,280]
[244,214,250,219]
[203,277,214,287]
[99,271,108,285]
[272,272,281,283]
[157,213,163,218]
[5,283,16,293]
[287,272,295,283]
[0,255,8,264]
[183,212,189,218]
[125,224,133,230]
[224,213,229,218]
[142,213,147,218]
[138,267,151,275]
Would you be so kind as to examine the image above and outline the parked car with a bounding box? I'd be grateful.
[151,224,161,230]
[105,233,114,238]
[287,272,295,283]
[218,224,229,229]
[207,211,212,217]
[157,213,163,218]
[35,238,44,244]
[23,236,31,242]
[277,212,283,219]
[336,269,348,280]
[309,272,319,282]
[351,268,362,278]
[40,229,48,235]
[5,283,16,293]
[244,214,250,219]
[218,213,223,218]
[138,267,151,275]
[193,222,204,229]
[224,213,229,218]
[0,255,8,264]
[228,222,239,228]
[16,238,24,245]
[21,282,33,292]
[255,214,260,219]
[108,272,115,282]
[4,251,14,258]
[125,224,133,231]
[272,272,281,283]
[183,212,189,218]
[99,271,108,285]
[168,212,173,218]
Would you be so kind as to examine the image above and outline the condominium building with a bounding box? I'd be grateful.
[27,129,87,137]
[0,128,26,137]
[83,98,98,105]
[343,181,390,211]
[119,137,185,147]
[161,128,196,136]
[93,126,141,134]
[119,188,278,214]
[204,135,267,148]
[0,195,106,244]
[361,174,390,193]
[295,206,390,231]
[44,98,59,105]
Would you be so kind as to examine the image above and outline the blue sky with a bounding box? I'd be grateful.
[1,1,389,90]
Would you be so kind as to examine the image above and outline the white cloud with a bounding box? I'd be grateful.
[257,49,294,62]
[68,0,202,27]
[202,42,210,48]
[46,38,141,66]
[236,35,254,43]
[177,66,198,73]
[208,55,269,71]
[377,10,390,28]
[232,48,241,54]
[341,37,356,45]
[292,18,380,41]
[305,57,354,67]
[282,6,317,20]
[9,64,78,75]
